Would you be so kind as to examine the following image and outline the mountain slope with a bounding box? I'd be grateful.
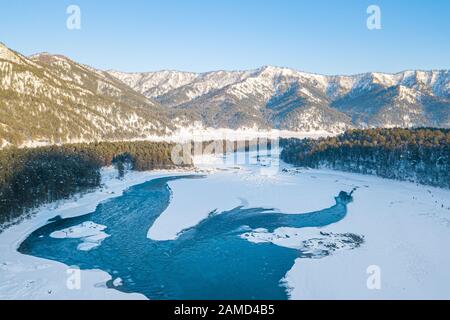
[0,43,171,147]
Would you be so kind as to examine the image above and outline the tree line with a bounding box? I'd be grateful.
[280,128,450,188]
[0,141,191,226]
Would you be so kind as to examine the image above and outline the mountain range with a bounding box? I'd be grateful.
[1,42,449,147]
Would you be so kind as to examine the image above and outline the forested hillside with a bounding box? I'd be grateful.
[0,141,190,226]
[280,128,450,188]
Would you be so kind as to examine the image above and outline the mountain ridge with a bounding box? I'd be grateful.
[0,43,449,147]
[109,65,448,131]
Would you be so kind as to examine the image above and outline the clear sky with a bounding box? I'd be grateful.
[1,0,449,74]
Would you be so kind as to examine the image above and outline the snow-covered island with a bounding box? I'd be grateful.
[1,150,449,299]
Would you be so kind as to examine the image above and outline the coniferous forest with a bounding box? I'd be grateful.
[0,141,190,225]
[280,128,450,189]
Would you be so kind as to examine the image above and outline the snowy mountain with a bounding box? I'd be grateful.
[110,66,450,131]
[0,42,449,147]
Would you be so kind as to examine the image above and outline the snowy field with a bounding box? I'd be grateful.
[1,151,449,299]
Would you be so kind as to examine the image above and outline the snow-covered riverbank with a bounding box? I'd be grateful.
[281,171,450,299]
[1,152,450,299]
[0,168,183,299]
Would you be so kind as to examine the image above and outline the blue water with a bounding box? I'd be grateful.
[19,175,353,300]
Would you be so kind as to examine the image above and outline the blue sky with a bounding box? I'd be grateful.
[1,0,449,74]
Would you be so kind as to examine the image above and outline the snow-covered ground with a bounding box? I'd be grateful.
[281,172,450,300]
[157,124,333,143]
[16,126,331,149]
[1,151,450,299]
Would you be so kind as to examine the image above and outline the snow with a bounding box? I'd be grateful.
[112,277,123,287]
[12,127,332,150]
[161,125,334,143]
[241,227,364,257]
[50,221,110,251]
[397,85,419,104]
